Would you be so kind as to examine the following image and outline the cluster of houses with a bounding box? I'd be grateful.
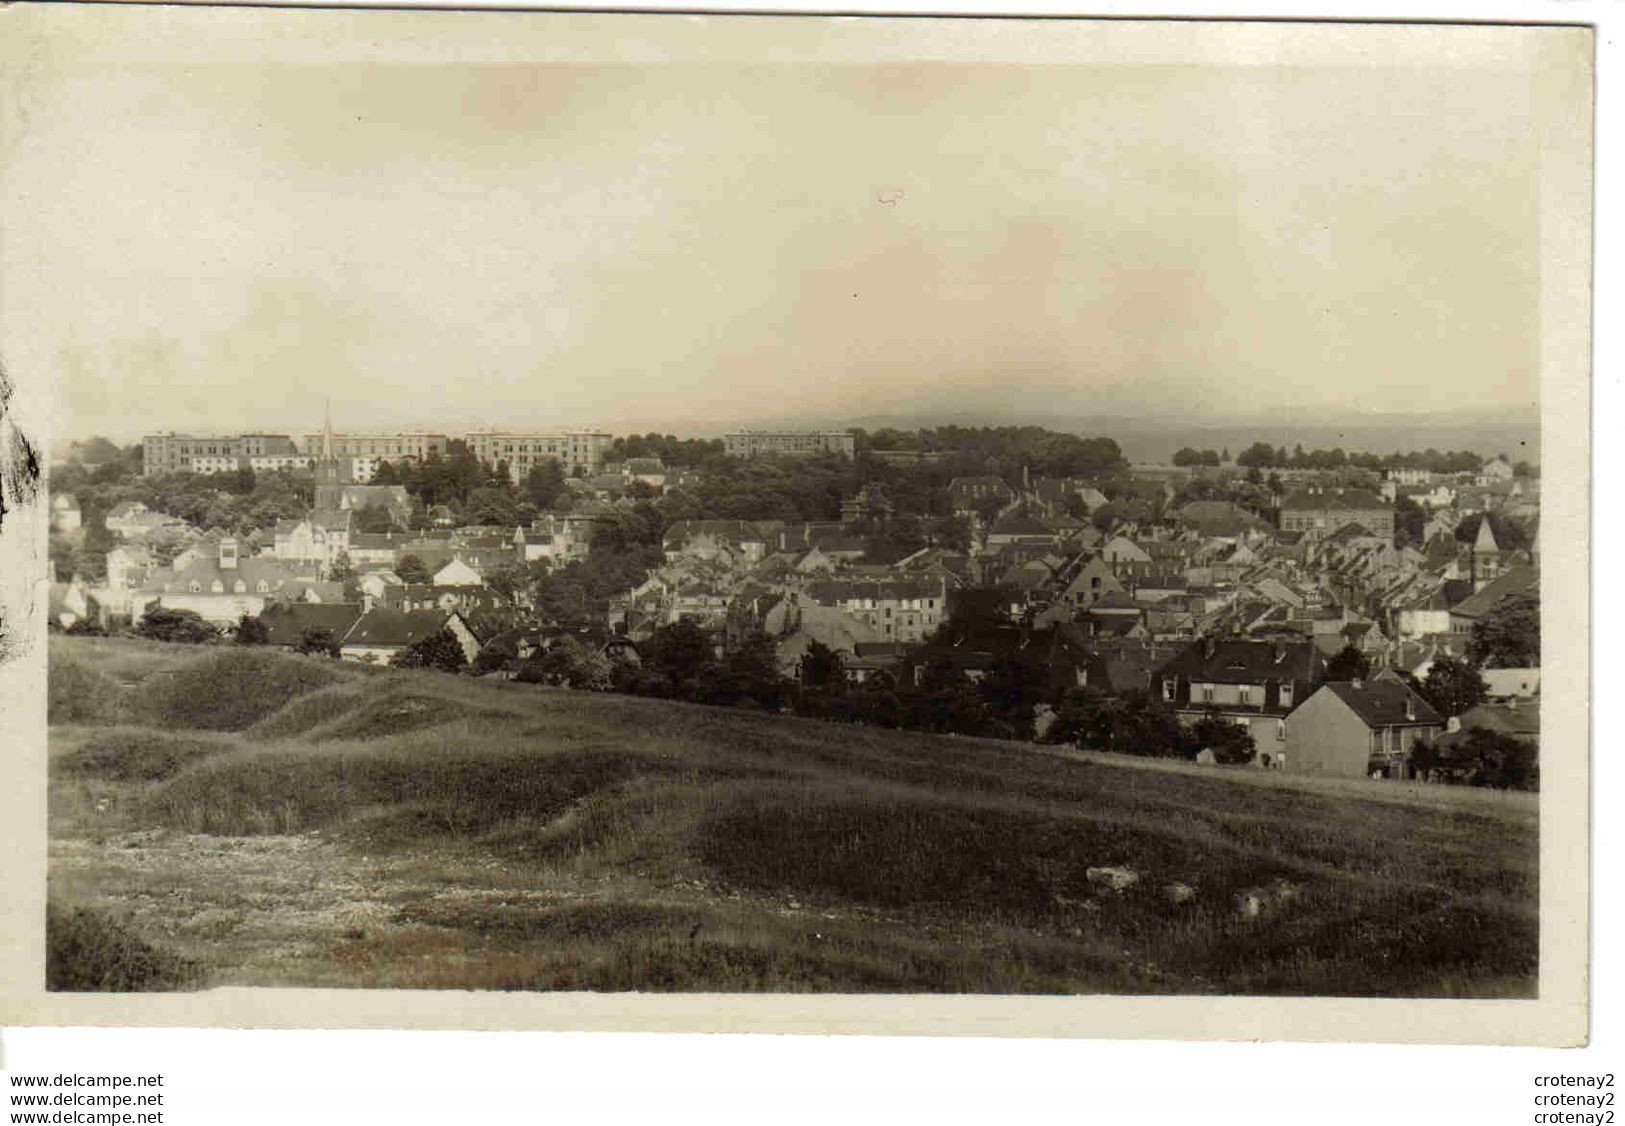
[49,436,1539,781]
[601,455,1538,779]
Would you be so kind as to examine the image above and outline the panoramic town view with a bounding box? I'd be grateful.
[44,415,1540,995]
[19,14,1551,999]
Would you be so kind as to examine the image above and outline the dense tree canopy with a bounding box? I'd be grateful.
[605,433,725,467]
[1435,728,1538,790]
[1467,593,1540,668]
[1421,657,1488,718]
[1325,645,1373,682]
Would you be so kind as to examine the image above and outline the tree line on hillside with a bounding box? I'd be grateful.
[1171,448,1228,467]
[108,579,1538,790]
[861,426,1127,480]
[603,433,725,467]
[1231,442,1535,476]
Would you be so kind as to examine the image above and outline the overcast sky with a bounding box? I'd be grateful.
[3,13,1559,444]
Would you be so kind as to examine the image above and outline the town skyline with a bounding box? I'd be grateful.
[56,402,1542,469]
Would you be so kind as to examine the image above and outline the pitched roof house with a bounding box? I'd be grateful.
[1286,679,1444,778]
[431,557,485,588]
[1155,636,1325,756]
[133,539,306,626]
[259,602,367,647]
[339,608,481,664]
[1448,566,1537,635]
[1442,699,1540,751]
[1176,500,1268,539]
[947,476,1015,514]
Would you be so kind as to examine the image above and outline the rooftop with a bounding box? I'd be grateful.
[1319,680,1442,727]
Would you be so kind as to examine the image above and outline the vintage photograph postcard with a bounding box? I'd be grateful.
[0,5,1592,1045]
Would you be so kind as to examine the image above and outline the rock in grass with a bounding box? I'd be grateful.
[1085,866,1139,893]
[1234,879,1302,921]
[1163,882,1197,905]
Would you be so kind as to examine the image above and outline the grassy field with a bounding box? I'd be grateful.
[47,636,1539,996]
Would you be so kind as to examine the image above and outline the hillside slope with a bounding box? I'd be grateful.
[48,637,1538,996]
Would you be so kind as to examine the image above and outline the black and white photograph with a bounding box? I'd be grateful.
[0,4,1592,1051]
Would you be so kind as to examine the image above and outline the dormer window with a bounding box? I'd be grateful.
[189,581,202,593]
[234,580,247,593]
[211,580,224,593]
[257,580,269,593]
[1162,677,1176,702]
[1280,683,1294,708]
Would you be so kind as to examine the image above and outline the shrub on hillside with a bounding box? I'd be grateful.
[521,637,610,690]
[392,629,468,674]
[135,607,217,645]
[234,613,270,645]
[293,627,342,659]
[1043,688,1196,758]
[470,646,514,677]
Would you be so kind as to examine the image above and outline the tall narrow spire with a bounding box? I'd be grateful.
[322,398,334,461]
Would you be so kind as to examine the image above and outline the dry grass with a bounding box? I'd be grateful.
[46,902,200,992]
[47,636,1539,996]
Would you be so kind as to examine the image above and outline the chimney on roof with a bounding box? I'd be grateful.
[1404,695,1415,721]
[1351,677,1362,690]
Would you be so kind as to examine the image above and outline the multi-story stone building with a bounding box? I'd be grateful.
[1279,487,1395,539]
[464,429,613,481]
[723,430,857,459]
[804,576,949,644]
[297,430,450,465]
[141,433,300,476]
[248,454,317,475]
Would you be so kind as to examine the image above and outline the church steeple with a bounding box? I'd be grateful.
[1470,515,1503,592]
[314,400,342,511]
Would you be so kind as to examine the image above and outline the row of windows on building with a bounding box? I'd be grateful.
[1161,679,1295,709]
[185,579,273,594]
